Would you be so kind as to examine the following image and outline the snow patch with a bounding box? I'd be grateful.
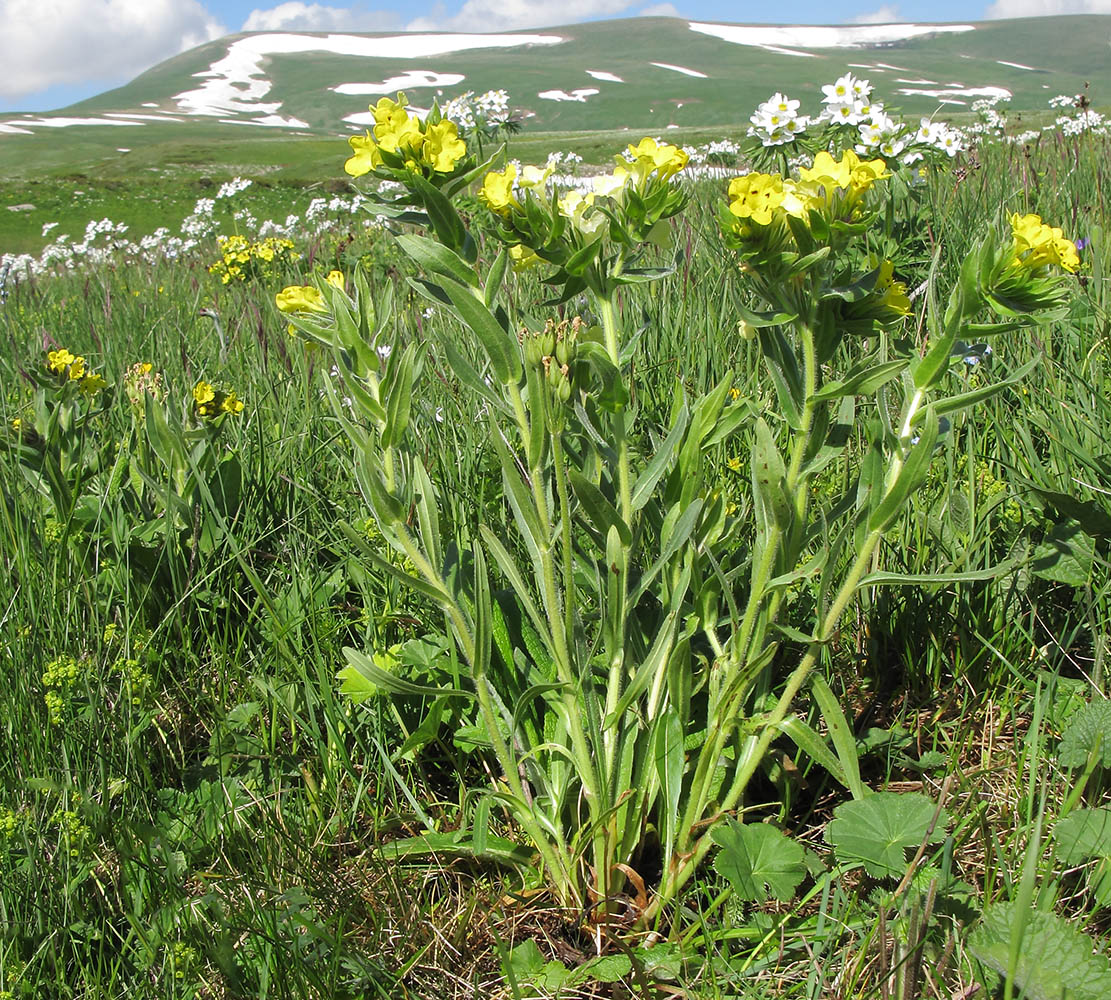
[538,88,599,102]
[0,124,32,134]
[688,21,974,51]
[896,78,937,84]
[173,31,563,119]
[141,102,159,108]
[105,112,185,122]
[0,117,145,129]
[586,69,624,83]
[998,60,1037,70]
[651,62,707,77]
[899,86,1011,99]
[333,71,465,95]
[762,45,815,58]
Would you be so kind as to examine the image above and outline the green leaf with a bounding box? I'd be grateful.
[809,359,907,403]
[1032,519,1094,587]
[654,708,684,867]
[1055,808,1111,864]
[969,901,1111,1000]
[379,831,533,867]
[867,407,938,534]
[570,954,632,985]
[711,818,806,903]
[1059,700,1111,769]
[339,647,472,701]
[395,233,478,289]
[826,791,948,878]
[408,172,466,252]
[809,674,867,801]
[439,277,522,384]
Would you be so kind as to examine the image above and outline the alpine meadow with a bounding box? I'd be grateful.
[4,14,1111,1000]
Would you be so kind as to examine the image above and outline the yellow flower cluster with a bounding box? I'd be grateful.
[46,348,108,395]
[727,150,889,230]
[208,235,299,284]
[192,380,244,419]
[345,94,467,178]
[613,136,689,188]
[1009,213,1080,273]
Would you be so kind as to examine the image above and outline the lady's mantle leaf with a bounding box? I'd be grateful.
[711,818,806,902]
[825,791,948,878]
[968,901,1111,1000]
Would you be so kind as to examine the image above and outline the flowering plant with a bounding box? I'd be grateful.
[283,98,1078,930]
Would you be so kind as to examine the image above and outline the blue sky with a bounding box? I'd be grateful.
[0,0,1086,113]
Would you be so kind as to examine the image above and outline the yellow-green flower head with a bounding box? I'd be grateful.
[275,285,327,313]
[875,260,911,315]
[422,119,467,173]
[326,270,345,290]
[374,110,422,160]
[509,244,542,270]
[1009,212,1080,273]
[68,356,87,380]
[798,149,887,196]
[345,133,382,177]
[47,348,75,373]
[591,169,630,199]
[79,373,108,395]
[519,163,554,192]
[728,172,785,227]
[620,137,689,183]
[558,189,606,238]
[479,164,519,215]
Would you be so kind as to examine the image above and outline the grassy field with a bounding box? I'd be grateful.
[1,110,1111,1000]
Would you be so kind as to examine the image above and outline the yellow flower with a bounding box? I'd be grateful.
[68,356,87,380]
[479,164,519,215]
[47,348,75,373]
[221,390,245,414]
[371,94,410,130]
[326,270,345,290]
[345,133,382,177]
[727,173,785,226]
[798,151,851,191]
[275,285,327,313]
[592,169,630,198]
[422,120,467,173]
[79,373,108,395]
[1009,213,1079,273]
[193,381,215,406]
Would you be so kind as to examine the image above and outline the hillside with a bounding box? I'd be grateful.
[1,15,1106,148]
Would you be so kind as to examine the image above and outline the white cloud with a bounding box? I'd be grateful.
[851,4,902,22]
[407,0,635,32]
[242,2,398,31]
[0,0,225,99]
[985,0,1111,14]
[640,2,681,14]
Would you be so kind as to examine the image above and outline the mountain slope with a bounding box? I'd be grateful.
[1,15,1106,143]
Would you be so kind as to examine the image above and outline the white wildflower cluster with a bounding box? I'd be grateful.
[1049,94,1079,109]
[967,95,1010,138]
[1009,129,1042,146]
[0,186,382,290]
[748,92,810,146]
[682,139,740,166]
[442,89,513,133]
[546,149,584,173]
[216,177,253,200]
[1058,109,1106,136]
[746,73,967,164]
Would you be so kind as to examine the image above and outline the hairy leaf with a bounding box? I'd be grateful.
[969,901,1111,1000]
[1059,700,1111,769]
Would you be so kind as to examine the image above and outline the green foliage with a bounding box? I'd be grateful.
[826,792,949,879]
[1059,700,1111,770]
[711,819,807,903]
[1055,807,1111,907]
[504,940,631,994]
[969,902,1111,1000]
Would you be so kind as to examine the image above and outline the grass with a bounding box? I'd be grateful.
[1,124,1110,999]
